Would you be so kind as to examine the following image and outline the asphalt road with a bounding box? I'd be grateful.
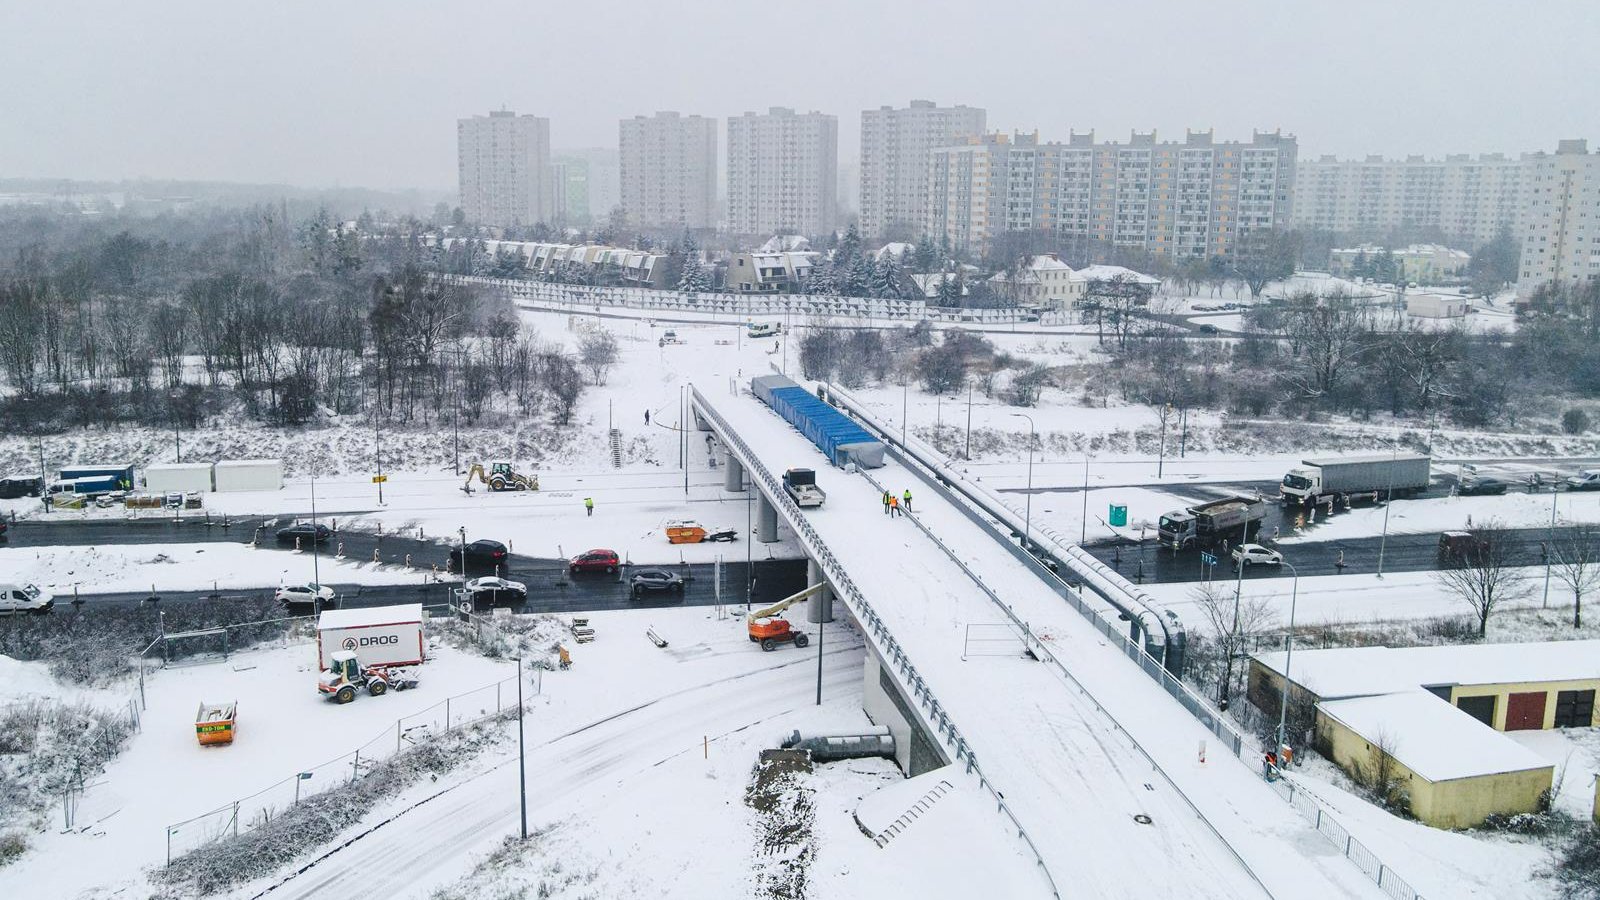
[35,557,809,616]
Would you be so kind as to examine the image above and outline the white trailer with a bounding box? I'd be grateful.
[144,462,215,493]
[315,604,426,670]
[213,459,283,492]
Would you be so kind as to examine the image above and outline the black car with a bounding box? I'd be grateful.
[275,522,331,544]
[1457,476,1508,496]
[630,568,685,597]
[1197,323,1220,334]
[450,539,509,575]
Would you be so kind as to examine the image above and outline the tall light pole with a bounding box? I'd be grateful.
[309,470,321,587]
[1543,484,1559,608]
[964,379,974,460]
[374,406,385,506]
[1274,561,1301,761]
[1081,453,1091,544]
[1376,443,1397,578]
[901,376,910,446]
[515,656,528,839]
[1010,413,1035,551]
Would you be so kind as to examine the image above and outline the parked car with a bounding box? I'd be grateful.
[1197,323,1220,334]
[1230,543,1283,566]
[275,583,336,608]
[466,576,527,604]
[276,522,331,544]
[569,548,620,574]
[0,520,7,539]
[1457,476,1508,496]
[0,582,54,615]
[450,539,509,574]
[1566,469,1600,491]
[630,568,685,597]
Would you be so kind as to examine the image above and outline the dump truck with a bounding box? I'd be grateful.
[1157,495,1266,549]
[1279,454,1431,506]
[783,468,826,508]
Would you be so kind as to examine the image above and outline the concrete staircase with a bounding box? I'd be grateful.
[608,428,622,468]
[864,778,953,848]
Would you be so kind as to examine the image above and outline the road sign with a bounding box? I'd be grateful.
[1200,552,1217,566]
[371,475,388,484]
[1108,504,1127,527]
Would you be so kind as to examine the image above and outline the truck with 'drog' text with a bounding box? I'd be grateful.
[314,604,426,670]
[1279,454,1431,507]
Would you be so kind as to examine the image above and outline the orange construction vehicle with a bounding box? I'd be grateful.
[746,583,825,651]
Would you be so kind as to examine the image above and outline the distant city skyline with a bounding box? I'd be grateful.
[2,2,1595,191]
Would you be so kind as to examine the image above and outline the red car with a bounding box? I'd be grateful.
[569,549,619,574]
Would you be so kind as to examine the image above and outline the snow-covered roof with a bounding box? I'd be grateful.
[1254,639,1600,699]
[874,242,914,261]
[910,272,967,297]
[318,603,424,631]
[214,459,281,469]
[1073,265,1159,285]
[758,234,811,253]
[144,462,212,472]
[1318,691,1551,782]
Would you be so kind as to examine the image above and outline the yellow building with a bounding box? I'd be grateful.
[1315,692,1553,829]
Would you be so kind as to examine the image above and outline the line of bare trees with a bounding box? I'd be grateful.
[0,206,590,435]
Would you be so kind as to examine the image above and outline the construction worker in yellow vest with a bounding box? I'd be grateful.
[902,489,912,513]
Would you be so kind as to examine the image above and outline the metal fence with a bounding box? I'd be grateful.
[162,666,541,864]
[1269,776,1425,900]
[824,381,1428,900]
[690,385,1062,899]
[445,274,1040,326]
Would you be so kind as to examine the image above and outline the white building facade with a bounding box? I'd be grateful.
[1294,153,1526,247]
[859,100,986,240]
[619,112,719,230]
[1519,140,1600,295]
[726,107,838,237]
[457,110,551,227]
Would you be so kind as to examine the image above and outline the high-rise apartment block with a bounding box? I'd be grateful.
[619,112,718,229]
[926,129,1296,259]
[1294,153,1525,246]
[457,110,551,227]
[726,107,838,237]
[550,156,590,223]
[860,100,986,239]
[1518,140,1600,294]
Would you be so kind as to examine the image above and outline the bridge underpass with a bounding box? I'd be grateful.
[691,383,1384,900]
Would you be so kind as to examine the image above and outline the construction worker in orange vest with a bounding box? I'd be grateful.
[888,494,901,518]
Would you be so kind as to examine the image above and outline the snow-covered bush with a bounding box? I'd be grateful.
[0,698,135,858]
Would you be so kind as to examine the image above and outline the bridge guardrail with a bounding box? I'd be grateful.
[689,384,1061,900]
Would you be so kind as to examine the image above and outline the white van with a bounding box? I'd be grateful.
[0,582,54,615]
[747,321,781,338]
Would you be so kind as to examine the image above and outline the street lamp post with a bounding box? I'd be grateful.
[1274,561,1301,763]
[309,471,321,588]
[515,656,528,839]
[1543,485,1559,607]
[374,408,385,506]
[1376,444,1397,578]
[1010,413,1036,551]
[902,376,910,446]
[964,380,974,460]
[1081,453,1091,544]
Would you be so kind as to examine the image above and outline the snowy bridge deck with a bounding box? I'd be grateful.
[696,383,1381,900]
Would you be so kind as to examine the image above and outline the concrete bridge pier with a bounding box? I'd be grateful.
[805,558,833,623]
[723,454,744,492]
[757,493,779,543]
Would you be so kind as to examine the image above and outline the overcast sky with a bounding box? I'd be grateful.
[3,1,1597,192]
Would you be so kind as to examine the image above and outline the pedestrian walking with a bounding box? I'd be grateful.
[882,491,891,515]
[902,489,913,512]
[644,409,651,425]
[888,495,901,517]
[584,497,594,517]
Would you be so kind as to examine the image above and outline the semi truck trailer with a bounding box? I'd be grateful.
[1280,454,1431,506]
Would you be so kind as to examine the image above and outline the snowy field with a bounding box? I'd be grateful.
[0,606,1049,898]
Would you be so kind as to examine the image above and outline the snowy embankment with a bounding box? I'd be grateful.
[0,543,434,596]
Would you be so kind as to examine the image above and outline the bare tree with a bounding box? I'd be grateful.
[577,327,619,385]
[1434,521,1528,637]
[1190,582,1275,710]
[1282,293,1370,403]
[1551,523,1600,628]
[1232,228,1299,299]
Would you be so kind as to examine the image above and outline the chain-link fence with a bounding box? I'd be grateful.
[163,666,541,864]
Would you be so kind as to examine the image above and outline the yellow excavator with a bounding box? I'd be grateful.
[746,582,826,651]
[463,462,539,493]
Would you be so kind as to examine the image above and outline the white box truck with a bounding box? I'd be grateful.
[315,604,426,670]
[1280,454,1431,506]
[213,459,283,492]
[144,462,215,493]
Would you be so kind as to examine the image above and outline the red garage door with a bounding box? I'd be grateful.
[1505,692,1547,731]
